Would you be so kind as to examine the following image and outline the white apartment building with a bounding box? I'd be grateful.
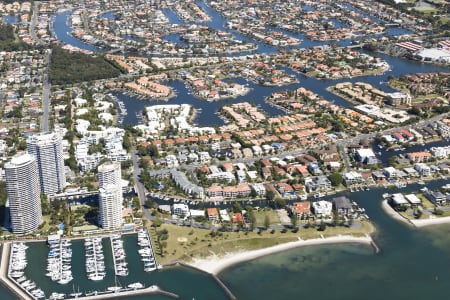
[98,161,122,188]
[98,161,123,230]
[27,132,66,195]
[98,184,123,230]
[5,153,43,235]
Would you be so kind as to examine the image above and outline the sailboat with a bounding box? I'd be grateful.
[69,284,82,298]
[107,276,122,293]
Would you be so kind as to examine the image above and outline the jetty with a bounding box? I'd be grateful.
[80,285,179,299]
[137,228,158,272]
[85,237,106,281]
[110,234,129,276]
[0,242,33,300]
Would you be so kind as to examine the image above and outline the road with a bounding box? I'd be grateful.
[41,49,51,132]
[30,1,44,45]
[171,112,450,176]
[130,149,153,221]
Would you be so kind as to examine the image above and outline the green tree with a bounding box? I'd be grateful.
[329,172,343,187]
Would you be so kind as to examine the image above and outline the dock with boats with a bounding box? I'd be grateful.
[46,238,73,285]
[7,242,45,299]
[85,237,106,281]
[137,229,158,272]
[110,234,129,277]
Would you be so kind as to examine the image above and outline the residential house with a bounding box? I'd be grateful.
[232,212,244,223]
[426,190,447,206]
[332,196,353,216]
[207,208,219,222]
[172,203,190,217]
[389,193,409,207]
[414,163,431,177]
[407,152,432,163]
[291,201,311,220]
[355,148,378,165]
[312,200,333,217]
[305,175,332,192]
[404,194,421,207]
[343,171,364,186]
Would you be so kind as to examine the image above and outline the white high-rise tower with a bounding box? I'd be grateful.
[27,132,66,195]
[98,161,123,230]
[5,153,43,235]
[98,161,122,189]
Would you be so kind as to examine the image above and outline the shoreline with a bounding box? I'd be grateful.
[381,199,450,228]
[188,234,376,275]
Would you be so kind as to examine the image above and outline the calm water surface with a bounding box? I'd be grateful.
[5,3,449,300]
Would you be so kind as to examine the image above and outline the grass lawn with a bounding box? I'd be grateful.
[253,209,281,227]
[413,7,438,13]
[417,194,435,209]
[441,17,450,25]
[150,221,375,264]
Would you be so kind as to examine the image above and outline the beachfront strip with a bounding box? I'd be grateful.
[383,183,450,227]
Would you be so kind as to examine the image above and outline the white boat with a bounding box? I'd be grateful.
[89,275,104,281]
[49,292,65,300]
[10,271,24,278]
[144,266,157,272]
[58,276,73,285]
[417,180,425,185]
[107,286,121,292]
[31,289,45,299]
[128,282,144,289]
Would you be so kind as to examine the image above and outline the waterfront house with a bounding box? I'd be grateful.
[404,194,422,207]
[343,171,365,186]
[355,148,377,165]
[389,193,409,208]
[207,208,219,222]
[172,203,190,218]
[312,200,333,218]
[305,175,332,192]
[232,212,244,223]
[332,196,353,216]
[414,163,431,177]
[383,167,398,179]
[426,190,447,206]
[291,201,311,220]
[407,152,432,163]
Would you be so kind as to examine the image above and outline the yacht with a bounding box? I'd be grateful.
[49,292,65,300]
[128,282,144,289]
[10,271,24,278]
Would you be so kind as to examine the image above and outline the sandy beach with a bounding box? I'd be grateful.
[410,216,450,228]
[381,200,450,228]
[189,234,375,275]
[381,200,413,226]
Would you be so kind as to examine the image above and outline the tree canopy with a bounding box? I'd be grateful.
[49,47,121,85]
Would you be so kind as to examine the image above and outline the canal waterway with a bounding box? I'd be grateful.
[51,4,450,127]
[4,2,449,300]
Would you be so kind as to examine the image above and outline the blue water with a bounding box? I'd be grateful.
[2,3,447,300]
[51,11,99,52]
[221,180,450,300]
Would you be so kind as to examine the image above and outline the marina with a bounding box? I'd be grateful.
[137,229,158,272]
[46,238,73,285]
[110,234,129,277]
[84,237,106,282]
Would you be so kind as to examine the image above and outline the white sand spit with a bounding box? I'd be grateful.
[189,235,374,275]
